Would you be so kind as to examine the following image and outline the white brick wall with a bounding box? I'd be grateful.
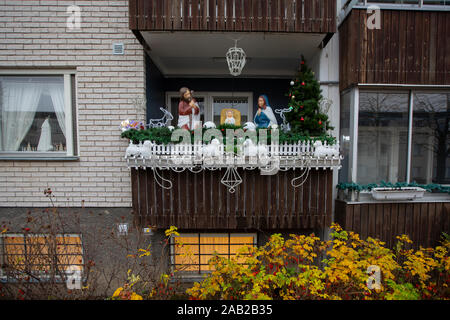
[0,0,145,207]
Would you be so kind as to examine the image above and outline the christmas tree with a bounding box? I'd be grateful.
[285,56,332,136]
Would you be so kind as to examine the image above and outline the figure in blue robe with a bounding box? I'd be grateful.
[254,94,278,129]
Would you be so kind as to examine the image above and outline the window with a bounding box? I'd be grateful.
[411,93,450,184]
[357,92,409,184]
[339,90,351,182]
[0,234,83,281]
[170,233,256,274]
[213,97,250,124]
[166,92,253,127]
[0,71,77,158]
[340,88,450,186]
[169,95,206,126]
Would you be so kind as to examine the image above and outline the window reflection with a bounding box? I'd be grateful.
[357,92,409,184]
[412,93,450,184]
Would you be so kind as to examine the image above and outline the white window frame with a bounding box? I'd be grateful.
[169,232,257,276]
[345,85,450,186]
[0,69,77,159]
[165,91,253,126]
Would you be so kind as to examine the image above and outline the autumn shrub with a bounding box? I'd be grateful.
[186,224,450,300]
[111,226,190,300]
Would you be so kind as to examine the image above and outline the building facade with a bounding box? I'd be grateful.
[0,0,449,281]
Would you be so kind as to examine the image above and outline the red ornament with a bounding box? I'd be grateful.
[301,82,305,86]
[300,105,303,109]
[318,120,322,125]
[301,61,305,65]
[300,117,304,121]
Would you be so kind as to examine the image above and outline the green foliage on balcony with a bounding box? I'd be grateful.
[336,181,450,193]
[121,126,337,146]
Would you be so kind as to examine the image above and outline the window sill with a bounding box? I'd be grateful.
[0,155,79,161]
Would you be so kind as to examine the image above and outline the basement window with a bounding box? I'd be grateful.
[0,234,84,282]
[170,233,256,275]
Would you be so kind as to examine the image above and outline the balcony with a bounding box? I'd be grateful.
[126,141,341,230]
[129,0,337,33]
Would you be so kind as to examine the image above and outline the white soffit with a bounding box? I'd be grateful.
[142,32,324,78]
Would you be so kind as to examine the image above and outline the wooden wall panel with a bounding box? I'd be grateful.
[129,0,336,33]
[339,9,450,91]
[131,168,334,230]
[335,200,450,249]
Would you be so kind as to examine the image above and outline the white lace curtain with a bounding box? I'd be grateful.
[0,79,66,152]
[47,82,66,138]
[0,80,44,151]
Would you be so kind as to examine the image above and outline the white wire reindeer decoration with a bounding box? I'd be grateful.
[148,107,174,128]
[275,107,293,132]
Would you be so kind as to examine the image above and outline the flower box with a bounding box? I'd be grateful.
[371,187,426,201]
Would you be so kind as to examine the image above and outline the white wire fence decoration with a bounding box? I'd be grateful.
[125,141,342,193]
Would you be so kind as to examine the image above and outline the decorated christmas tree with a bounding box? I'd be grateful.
[285,56,332,136]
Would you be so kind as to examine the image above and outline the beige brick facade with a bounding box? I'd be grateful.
[0,0,145,207]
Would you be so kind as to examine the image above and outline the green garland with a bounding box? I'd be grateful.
[336,181,450,194]
[121,125,337,146]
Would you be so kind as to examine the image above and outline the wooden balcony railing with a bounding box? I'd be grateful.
[131,168,334,230]
[129,0,337,33]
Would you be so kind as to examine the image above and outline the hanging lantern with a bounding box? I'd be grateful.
[226,40,246,77]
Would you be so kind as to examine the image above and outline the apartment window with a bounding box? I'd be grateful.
[170,233,256,274]
[357,92,409,184]
[166,92,253,127]
[212,97,250,124]
[340,88,450,186]
[0,234,83,281]
[339,90,351,182]
[0,71,77,159]
[411,93,450,184]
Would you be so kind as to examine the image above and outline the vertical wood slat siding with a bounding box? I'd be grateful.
[335,200,450,249]
[132,169,334,230]
[129,0,336,33]
[339,9,450,91]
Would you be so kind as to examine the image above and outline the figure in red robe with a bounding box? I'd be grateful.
[178,87,200,130]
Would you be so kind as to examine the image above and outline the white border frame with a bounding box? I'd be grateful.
[0,69,77,159]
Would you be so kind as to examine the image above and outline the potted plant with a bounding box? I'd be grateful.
[336,183,361,201]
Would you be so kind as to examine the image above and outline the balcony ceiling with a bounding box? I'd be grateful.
[142,32,324,78]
